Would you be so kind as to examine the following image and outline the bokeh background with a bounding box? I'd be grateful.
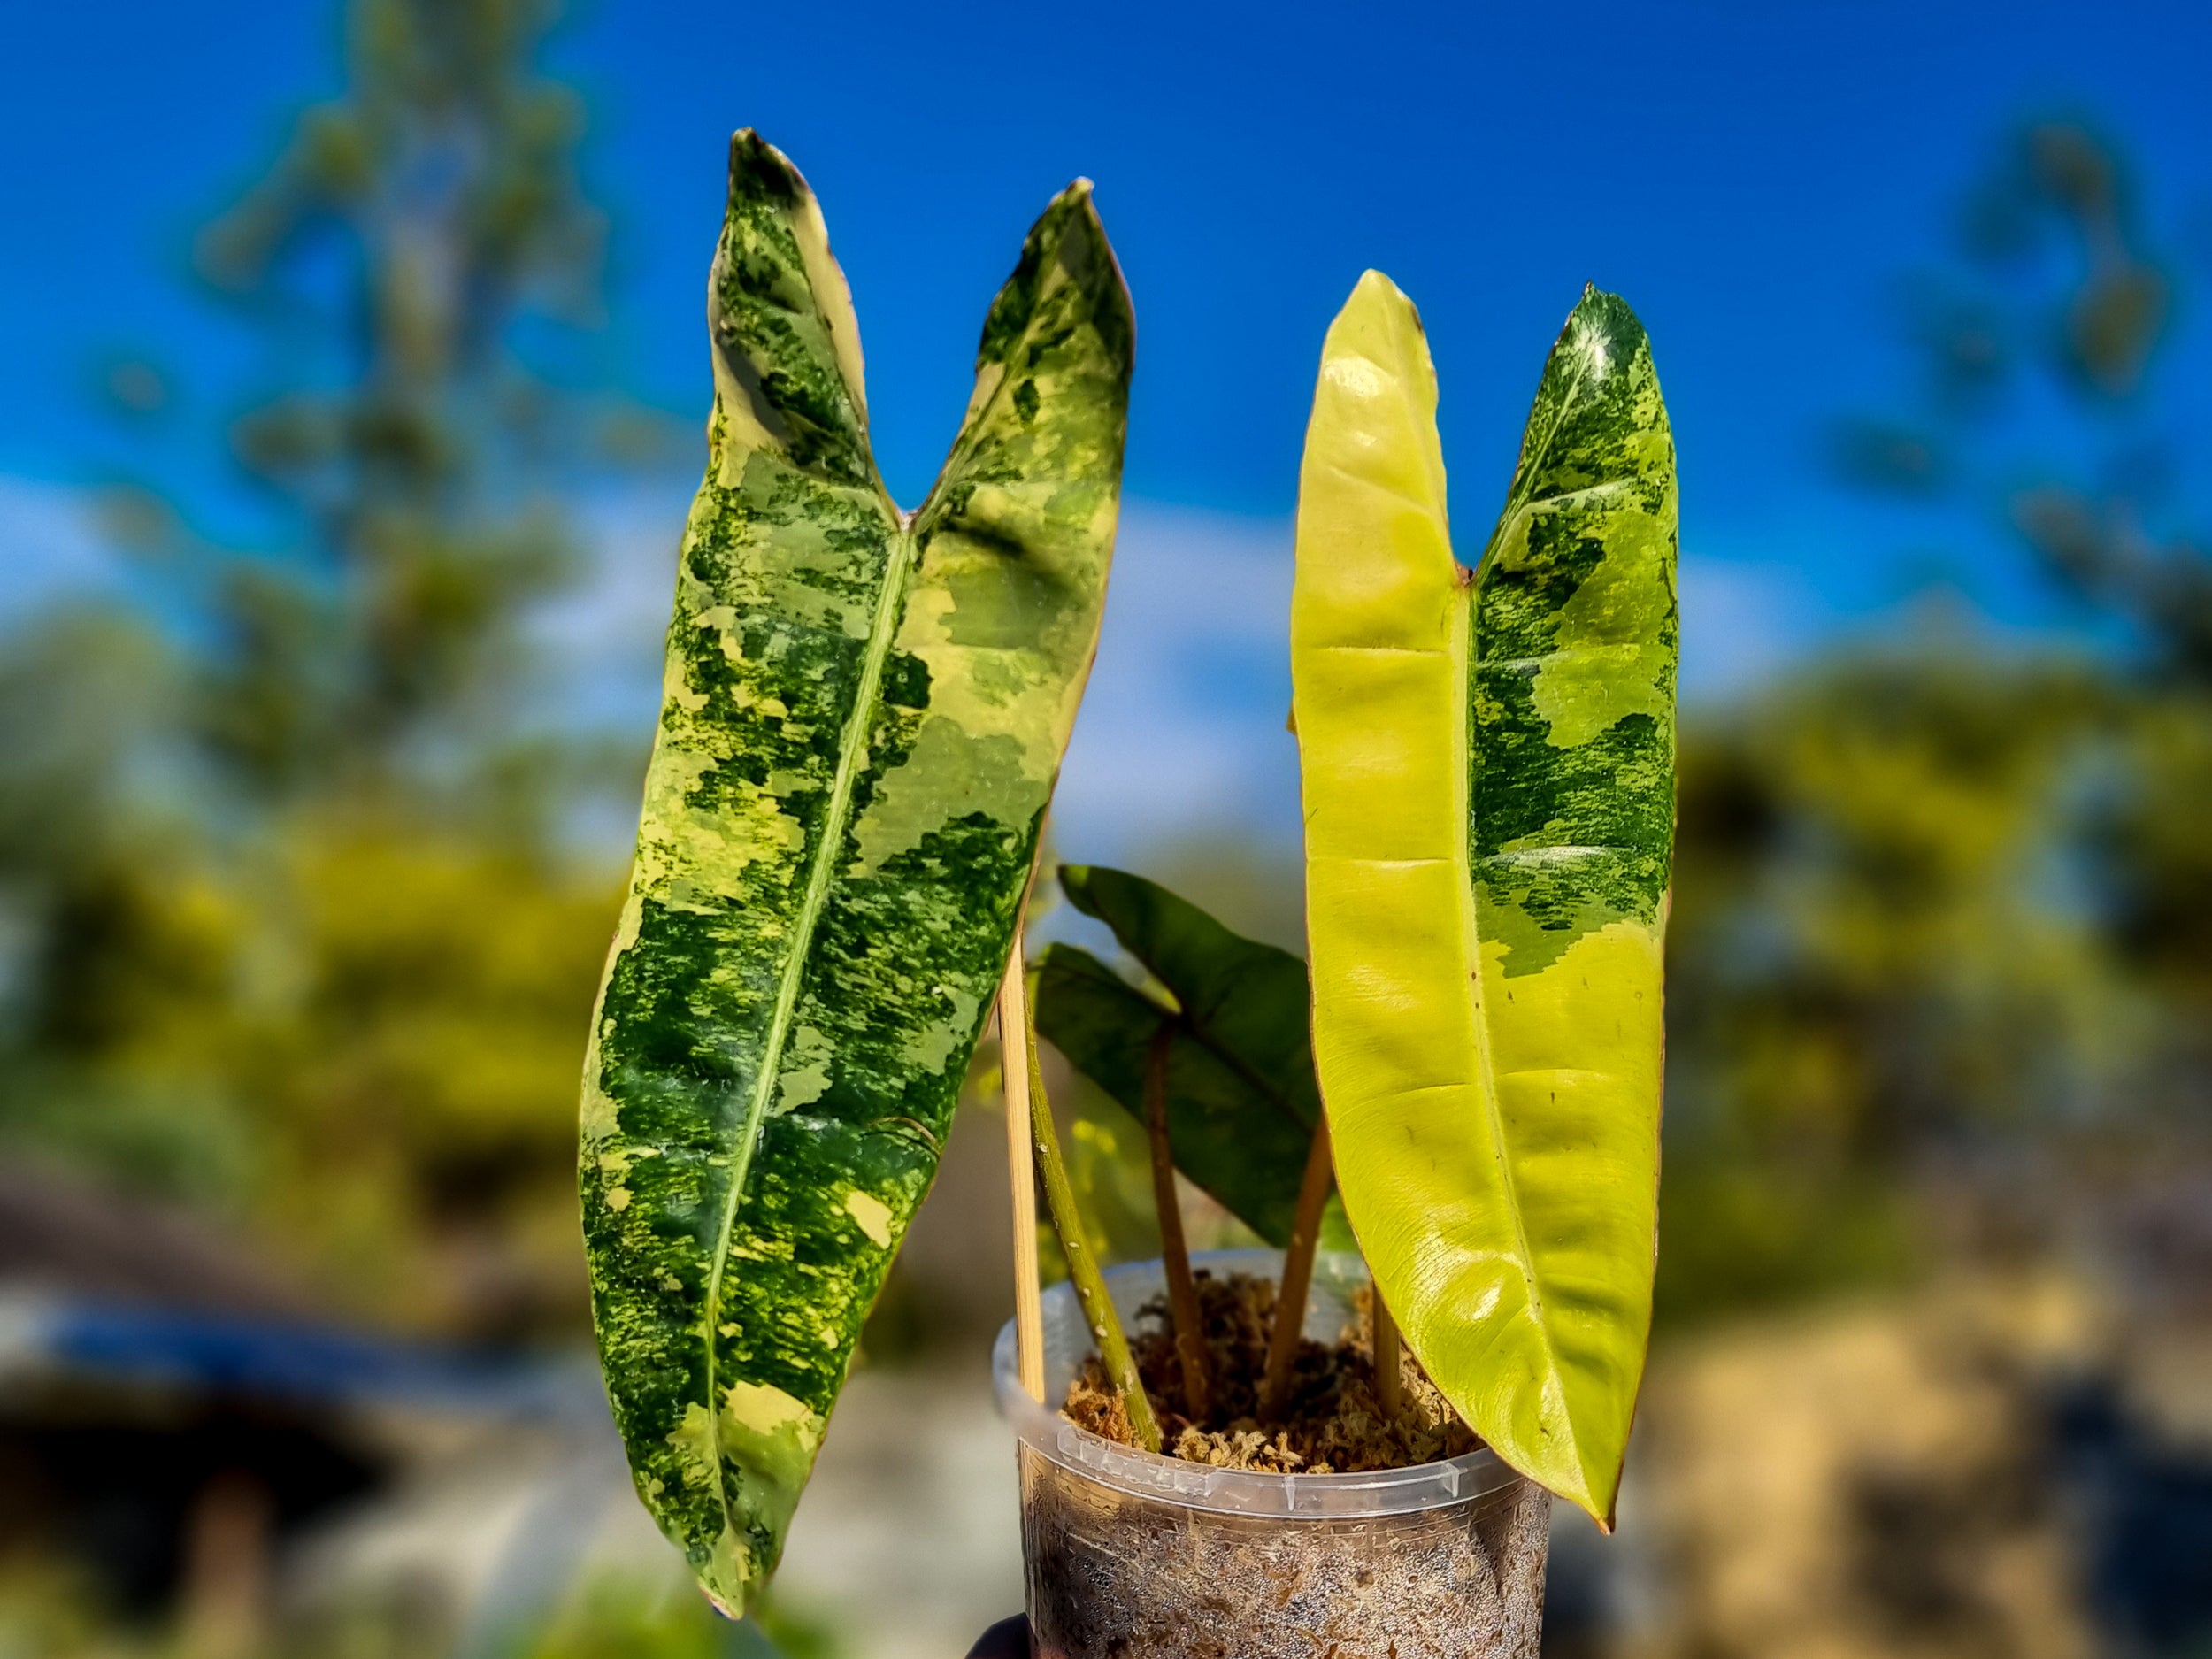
[3,2,2209,1655]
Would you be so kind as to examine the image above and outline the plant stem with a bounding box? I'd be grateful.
[1023,972,1162,1453]
[1145,1024,1210,1420]
[997,932,1046,1402]
[1372,1281,1403,1419]
[1259,1115,1335,1419]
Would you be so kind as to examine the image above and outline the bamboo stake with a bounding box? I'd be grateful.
[1372,1281,1403,1419]
[1259,1115,1335,1419]
[1144,1025,1210,1420]
[997,931,1045,1402]
[1023,980,1162,1453]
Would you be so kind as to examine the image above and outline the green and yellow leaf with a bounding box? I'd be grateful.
[1289,272,1676,1527]
[579,132,1131,1612]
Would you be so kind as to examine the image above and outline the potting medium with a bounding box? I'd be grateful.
[993,1248,1551,1659]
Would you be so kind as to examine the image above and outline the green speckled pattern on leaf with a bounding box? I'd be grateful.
[579,132,1131,1614]
[1471,287,1677,976]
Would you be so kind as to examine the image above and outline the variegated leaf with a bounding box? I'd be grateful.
[580,131,1131,1612]
[1290,273,1675,1527]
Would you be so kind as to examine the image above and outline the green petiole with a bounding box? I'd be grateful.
[1022,974,1162,1454]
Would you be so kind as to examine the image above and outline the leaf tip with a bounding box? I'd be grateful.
[700,1585,743,1621]
[1039,176,1108,235]
[726,128,806,197]
[998,180,1132,373]
[1057,863,1100,916]
[1565,282,1652,352]
[721,133,835,272]
[1330,268,1429,361]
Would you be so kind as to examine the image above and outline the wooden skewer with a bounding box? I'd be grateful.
[998,926,1045,1402]
[1259,1115,1335,1419]
[1146,1025,1210,1420]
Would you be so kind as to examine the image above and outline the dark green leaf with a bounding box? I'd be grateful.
[1034,864,1321,1246]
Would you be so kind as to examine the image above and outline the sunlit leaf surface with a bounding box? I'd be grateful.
[580,133,1130,1611]
[1290,273,1676,1526]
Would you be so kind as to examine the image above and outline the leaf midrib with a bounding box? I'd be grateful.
[1160,965,1317,1133]
[1453,331,1600,1454]
[1077,918,1316,1134]
[697,484,907,1527]
[1450,576,1564,1432]
[695,233,1060,1525]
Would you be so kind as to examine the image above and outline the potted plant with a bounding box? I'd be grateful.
[580,131,1678,1658]
[988,270,1678,1657]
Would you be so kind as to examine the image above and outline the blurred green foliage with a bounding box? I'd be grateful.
[1660,119,2212,1323]
[0,1565,839,1659]
[1658,645,2124,1317]
[0,0,658,1338]
[520,1579,840,1659]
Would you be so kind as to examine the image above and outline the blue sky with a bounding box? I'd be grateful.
[4,0,2211,856]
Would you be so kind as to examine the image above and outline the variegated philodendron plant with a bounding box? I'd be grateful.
[580,132,1132,1614]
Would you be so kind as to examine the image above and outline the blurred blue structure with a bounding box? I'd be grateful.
[0,1165,661,1650]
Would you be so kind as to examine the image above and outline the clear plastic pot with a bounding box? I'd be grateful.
[992,1248,1549,1659]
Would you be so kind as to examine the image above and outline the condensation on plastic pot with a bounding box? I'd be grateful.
[992,1248,1521,1517]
